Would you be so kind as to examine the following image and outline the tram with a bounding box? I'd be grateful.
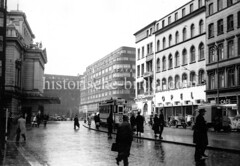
[98,98,126,127]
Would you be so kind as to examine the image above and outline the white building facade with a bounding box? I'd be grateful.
[134,0,207,119]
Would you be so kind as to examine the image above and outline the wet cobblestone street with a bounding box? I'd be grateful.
[2,121,240,166]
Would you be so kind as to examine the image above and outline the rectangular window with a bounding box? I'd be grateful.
[219,71,225,88]
[209,3,213,15]
[208,23,214,38]
[137,49,140,60]
[141,64,144,76]
[238,37,240,56]
[209,46,215,63]
[209,73,215,89]
[190,4,193,13]
[168,16,171,24]
[238,11,240,28]
[142,46,144,58]
[182,8,186,17]
[227,40,234,58]
[227,0,233,7]
[156,23,159,30]
[217,0,223,11]
[238,67,240,86]
[218,43,224,60]
[227,15,234,31]
[228,68,235,87]
[175,13,178,21]
[199,0,202,8]
[217,19,224,35]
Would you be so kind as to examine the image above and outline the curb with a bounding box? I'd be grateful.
[82,124,240,154]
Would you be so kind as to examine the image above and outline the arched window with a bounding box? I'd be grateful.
[198,69,205,84]
[199,43,204,60]
[163,37,166,49]
[157,40,160,51]
[156,58,160,72]
[175,51,180,67]
[190,71,197,86]
[162,56,166,71]
[168,76,173,89]
[162,78,167,90]
[168,54,173,69]
[175,31,179,44]
[182,49,187,65]
[190,24,195,38]
[175,75,180,89]
[199,20,204,34]
[169,34,172,47]
[183,28,187,41]
[190,46,196,62]
[182,73,188,87]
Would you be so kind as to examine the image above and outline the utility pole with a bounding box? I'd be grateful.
[0,0,7,150]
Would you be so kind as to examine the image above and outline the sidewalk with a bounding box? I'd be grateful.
[84,123,240,153]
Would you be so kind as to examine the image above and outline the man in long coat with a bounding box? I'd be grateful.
[116,115,133,166]
[135,111,144,137]
[193,108,208,161]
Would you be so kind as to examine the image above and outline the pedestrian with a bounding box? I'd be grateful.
[87,115,92,127]
[107,112,113,139]
[193,108,208,162]
[43,114,48,127]
[36,111,41,127]
[152,114,160,138]
[159,109,164,139]
[130,112,136,134]
[135,111,144,137]
[115,115,133,166]
[74,115,80,130]
[94,113,100,130]
[16,114,26,142]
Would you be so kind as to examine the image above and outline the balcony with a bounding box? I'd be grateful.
[146,53,153,62]
[143,71,153,78]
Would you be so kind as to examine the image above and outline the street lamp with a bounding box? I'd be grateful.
[211,44,220,105]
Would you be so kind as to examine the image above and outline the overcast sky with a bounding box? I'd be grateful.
[8,0,190,76]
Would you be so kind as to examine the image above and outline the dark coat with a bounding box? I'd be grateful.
[107,116,113,132]
[152,116,160,133]
[130,115,136,128]
[135,115,144,133]
[193,114,208,145]
[116,121,133,157]
[74,117,79,125]
[159,114,164,126]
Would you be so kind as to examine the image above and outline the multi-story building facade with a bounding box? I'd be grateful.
[205,0,240,115]
[134,0,207,119]
[1,10,59,124]
[80,46,135,116]
[43,74,81,117]
[134,22,156,116]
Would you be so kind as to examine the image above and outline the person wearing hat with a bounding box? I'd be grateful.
[193,109,208,161]
[115,115,133,166]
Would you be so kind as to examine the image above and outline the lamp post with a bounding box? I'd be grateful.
[212,44,219,105]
